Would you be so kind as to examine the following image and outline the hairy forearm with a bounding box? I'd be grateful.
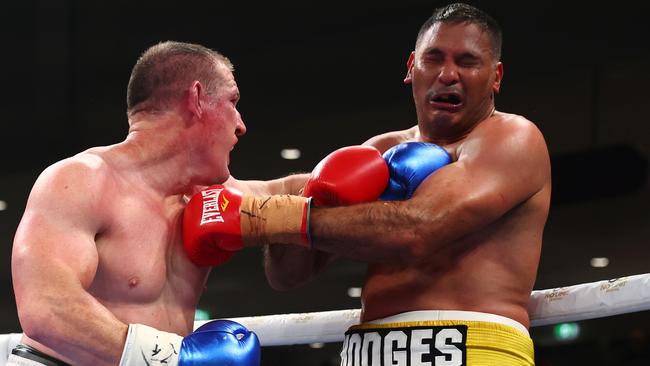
[308,197,477,264]
[309,202,418,263]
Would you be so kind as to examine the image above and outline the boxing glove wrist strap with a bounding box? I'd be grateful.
[120,324,183,366]
[240,195,312,247]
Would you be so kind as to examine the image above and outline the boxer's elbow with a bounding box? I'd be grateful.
[18,300,59,343]
[266,250,334,290]
[263,246,317,291]
[265,263,316,291]
[17,284,79,346]
[264,262,295,290]
[266,272,303,291]
[14,280,57,342]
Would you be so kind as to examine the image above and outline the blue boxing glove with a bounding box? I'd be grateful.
[380,142,452,200]
[179,320,260,366]
[120,320,260,366]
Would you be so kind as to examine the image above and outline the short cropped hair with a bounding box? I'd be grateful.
[126,41,233,114]
[416,3,502,60]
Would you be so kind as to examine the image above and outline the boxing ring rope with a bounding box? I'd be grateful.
[2,273,650,361]
[197,273,650,346]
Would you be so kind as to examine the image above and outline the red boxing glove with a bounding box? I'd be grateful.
[183,185,245,266]
[304,145,389,206]
[183,185,311,267]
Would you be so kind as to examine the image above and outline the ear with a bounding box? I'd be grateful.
[492,62,504,94]
[403,51,415,85]
[187,81,204,118]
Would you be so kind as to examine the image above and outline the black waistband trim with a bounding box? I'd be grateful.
[11,344,71,366]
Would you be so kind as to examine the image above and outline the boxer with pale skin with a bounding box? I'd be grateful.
[11,41,260,366]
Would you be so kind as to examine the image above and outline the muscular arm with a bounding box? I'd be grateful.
[225,174,335,290]
[237,131,417,290]
[12,159,126,366]
[225,174,309,196]
[309,118,551,263]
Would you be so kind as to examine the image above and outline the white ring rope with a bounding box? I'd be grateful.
[1,273,649,361]
[196,273,650,346]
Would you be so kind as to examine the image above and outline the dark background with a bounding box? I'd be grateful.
[1,1,649,365]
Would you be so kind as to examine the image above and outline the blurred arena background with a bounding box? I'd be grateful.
[1,1,649,365]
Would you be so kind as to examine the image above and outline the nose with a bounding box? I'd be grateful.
[235,117,247,137]
[438,62,460,86]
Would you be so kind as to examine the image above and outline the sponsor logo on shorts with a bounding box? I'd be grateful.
[200,188,225,225]
[340,325,467,366]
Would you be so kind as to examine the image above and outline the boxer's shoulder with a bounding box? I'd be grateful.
[362,126,418,154]
[23,152,120,227]
[477,111,541,139]
[35,152,112,194]
[458,112,546,160]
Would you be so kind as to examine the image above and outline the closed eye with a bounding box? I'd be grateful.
[422,49,445,64]
[456,53,481,68]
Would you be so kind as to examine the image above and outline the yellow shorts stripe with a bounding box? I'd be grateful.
[344,319,534,366]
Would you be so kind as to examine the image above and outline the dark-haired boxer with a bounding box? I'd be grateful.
[183,3,550,364]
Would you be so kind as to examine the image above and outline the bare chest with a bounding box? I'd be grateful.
[88,195,208,308]
[363,193,548,321]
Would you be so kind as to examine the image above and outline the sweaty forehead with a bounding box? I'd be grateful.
[417,22,492,56]
[215,63,238,91]
[216,62,235,82]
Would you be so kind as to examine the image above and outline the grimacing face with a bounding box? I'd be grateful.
[405,21,503,142]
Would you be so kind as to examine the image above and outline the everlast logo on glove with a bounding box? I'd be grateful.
[341,325,467,366]
[183,184,246,266]
[200,188,227,225]
[183,184,310,266]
